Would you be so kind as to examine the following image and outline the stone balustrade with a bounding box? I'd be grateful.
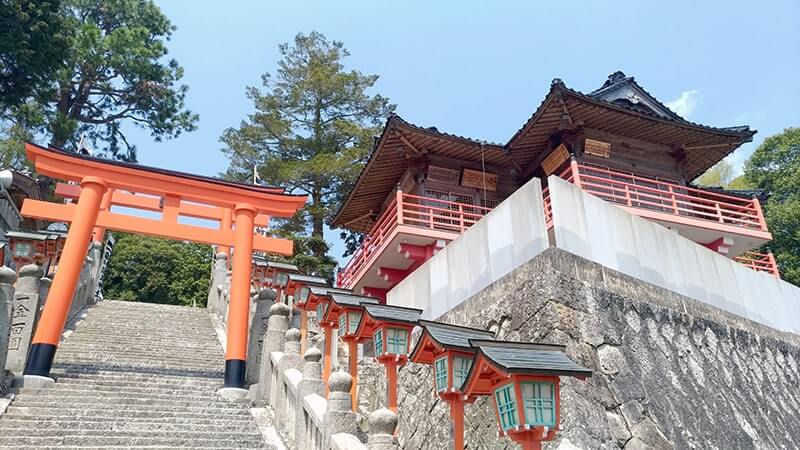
[252,308,397,450]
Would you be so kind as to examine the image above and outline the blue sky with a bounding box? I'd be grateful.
[126,0,800,262]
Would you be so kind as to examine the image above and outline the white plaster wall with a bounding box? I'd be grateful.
[387,178,549,318]
[549,176,800,334]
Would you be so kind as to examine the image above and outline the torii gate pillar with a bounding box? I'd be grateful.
[25,176,108,377]
[223,203,257,388]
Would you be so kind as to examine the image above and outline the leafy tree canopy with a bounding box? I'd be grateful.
[743,127,800,286]
[0,0,197,166]
[102,233,211,307]
[695,160,734,187]
[221,32,394,279]
[0,0,66,115]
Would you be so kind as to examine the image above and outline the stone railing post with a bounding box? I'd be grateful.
[5,263,43,376]
[296,347,324,449]
[246,288,276,385]
[38,273,52,313]
[368,408,400,450]
[276,328,302,437]
[323,370,358,447]
[222,269,232,323]
[0,266,17,385]
[258,302,289,404]
[207,252,227,315]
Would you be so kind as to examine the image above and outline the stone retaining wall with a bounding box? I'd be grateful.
[359,247,800,449]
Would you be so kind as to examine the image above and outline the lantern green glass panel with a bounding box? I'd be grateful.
[494,384,518,431]
[276,272,289,287]
[298,286,310,303]
[453,356,472,390]
[347,311,362,334]
[338,314,347,336]
[434,356,448,392]
[521,382,556,427]
[373,329,383,355]
[316,302,327,323]
[386,328,408,355]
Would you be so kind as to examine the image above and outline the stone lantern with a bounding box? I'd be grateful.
[461,340,592,450]
[322,292,379,410]
[353,303,422,412]
[6,230,48,271]
[408,320,496,450]
[262,260,300,301]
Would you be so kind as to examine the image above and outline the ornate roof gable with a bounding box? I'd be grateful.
[589,71,683,121]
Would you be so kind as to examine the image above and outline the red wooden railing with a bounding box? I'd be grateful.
[337,192,492,288]
[542,162,769,232]
[542,161,777,276]
[734,251,780,278]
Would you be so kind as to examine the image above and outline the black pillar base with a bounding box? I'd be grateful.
[223,359,246,388]
[24,343,57,377]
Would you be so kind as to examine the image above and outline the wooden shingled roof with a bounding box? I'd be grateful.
[332,72,756,233]
[506,78,755,180]
[329,115,515,232]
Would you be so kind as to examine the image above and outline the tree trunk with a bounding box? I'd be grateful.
[311,190,325,259]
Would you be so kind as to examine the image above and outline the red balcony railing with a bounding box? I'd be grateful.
[734,251,780,278]
[337,192,492,288]
[543,162,769,232]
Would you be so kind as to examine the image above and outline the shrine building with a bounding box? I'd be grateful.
[332,71,776,301]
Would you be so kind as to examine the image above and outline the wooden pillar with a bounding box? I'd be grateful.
[91,188,114,244]
[386,362,398,412]
[223,203,256,389]
[570,156,582,188]
[522,441,542,450]
[218,207,232,261]
[449,398,465,450]
[348,339,358,411]
[299,308,309,354]
[323,325,333,394]
[25,176,107,378]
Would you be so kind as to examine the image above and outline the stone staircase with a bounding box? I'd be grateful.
[0,300,274,449]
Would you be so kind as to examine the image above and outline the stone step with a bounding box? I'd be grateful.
[1,413,258,425]
[52,367,223,379]
[0,430,262,440]
[9,399,251,410]
[19,387,218,399]
[6,406,252,418]
[0,435,269,448]
[0,447,269,450]
[0,423,259,433]
[52,375,222,389]
[9,394,243,408]
[50,364,224,377]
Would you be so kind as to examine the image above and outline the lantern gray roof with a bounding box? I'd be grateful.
[308,286,352,297]
[363,304,422,325]
[469,340,592,378]
[419,320,495,350]
[286,273,327,286]
[268,261,299,272]
[6,230,48,240]
[330,292,379,307]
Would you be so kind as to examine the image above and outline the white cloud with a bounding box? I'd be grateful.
[665,89,700,118]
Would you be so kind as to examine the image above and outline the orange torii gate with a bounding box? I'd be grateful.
[20,143,306,390]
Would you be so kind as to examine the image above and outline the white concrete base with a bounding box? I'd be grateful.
[217,387,249,401]
[16,375,56,389]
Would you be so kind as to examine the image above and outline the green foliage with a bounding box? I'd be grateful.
[726,174,752,190]
[0,0,197,163]
[103,233,211,306]
[743,127,800,286]
[221,32,394,278]
[0,0,66,114]
[695,160,734,187]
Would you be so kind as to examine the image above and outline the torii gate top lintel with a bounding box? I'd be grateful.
[25,143,306,214]
[21,142,306,390]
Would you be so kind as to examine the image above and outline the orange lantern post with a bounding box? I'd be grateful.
[322,292,379,410]
[353,303,422,412]
[6,230,48,270]
[408,320,496,450]
[461,341,592,450]
[296,285,351,355]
